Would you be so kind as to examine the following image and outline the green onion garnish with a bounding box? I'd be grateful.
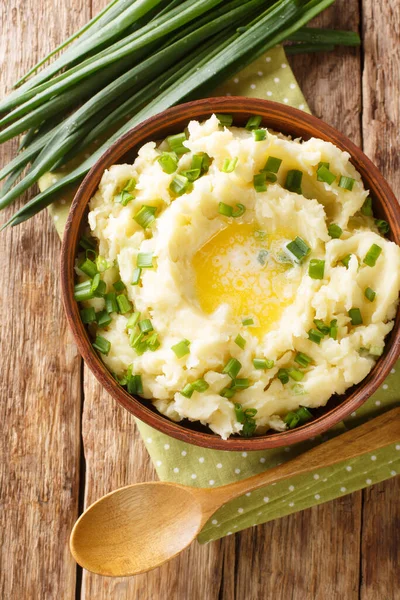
[341,254,352,268]
[93,278,106,298]
[191,153,210,175]
[253,358,274,370]
[338,175,355,190]
[253,129,267,142]
[286,236,310,263]
[167,132,189,156]
[115,190,134,206]
[242,317,254,326]
[234,403,245,423]
[318,162,330,169]
[284,411,300,428]
[171,339,190,359]
[134,205,157,229]
[317,164,336,185]
[216,114,233,127]
[263,156,282,174]
[242,419,257,438]
[169,174,190,196]
[313,319,330,335]
[288,368,305,381]
[79,257,97,278]
[129,331,145,351]
[232,203,245,218]
[192,379,209,393]
[138,318,153,333]
[218,202,233,217]
[297,406,313,423]
[74,280,94,301]
[308,259,325,280]
[329,319,338,340]
[222,357,242,380]
[180,168,201,182]
[158,151,178,174]
[96,310,112,328]
[116,294,132,314]
[328,223,343,239]
[126,312,140,330]
[124,179,136,193]
[180,383,194,398]
[375,219,389,234]
[96,255,112,273]
[79,235,95,251]
[131,268,142,285]
[363,243,382,267]
[365,287,376,302]
[245,115,262,130]
[93,335,111,355]
[253,172,267,192]
[137,252,154,269]
[294,352,313,368]
[80,307,96,324]
[221,157,238,173]
[234,334,246,349]
[220,386,235,399]
[285,170,303,194]
[147,332,160,352]
[113,280,126,292]
[231,378,250,390]
[264,172,278,183]
[277,368,289,384]
[127,373,143,395]
[105,292,118,314]
[348,308,363,326]
[361,197,373,216]
[308,328,325,344]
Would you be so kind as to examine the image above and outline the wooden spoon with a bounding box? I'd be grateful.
[70,407,399,577]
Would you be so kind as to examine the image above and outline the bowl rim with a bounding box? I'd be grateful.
[61,97,400,451]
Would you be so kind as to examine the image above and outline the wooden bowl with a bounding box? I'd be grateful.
[61,97,400,451]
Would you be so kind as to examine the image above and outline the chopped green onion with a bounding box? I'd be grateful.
[93,335,111,355]
[218,202,233,217]
[317,164,336,185]
[284,411,300,428]
[253,358,274,370]
[116,294,132,314]
[375,219,390,235]
[308,328,325,344]
[231,378,250,390]
[338,175,355,191]
[242,317,254,326]
[329,319,338,340]
[93,278,106,298]
[137,252,154,269]
[79,235,95,251]
[328,223,343,239]
[363,243,382,267]
[286,237,310,263]
[263,156,282,174]
[242,419,257,438]
[365,287,376,302]
[74,280,93,302]
[288,368,305,382]
[147,332,160,352]
[113,280,126,292]
[80,307,96,324]
[234,403,245,423]
[319,161,330,169]
[167,132,189,156]
[180,168,201,182]
[341,254,352,268]
[138,318,153,333]
[294,352,313,367]
[232,203,246,218]
[96,255,113,273]
[221,157,238,173]
[85,248,97,262]
[234,334,246,349]
[216,114,233,127]
[126,311,140,330]
[361,197,373,216]
[253,129,267,142]
[308,259,325,280]
[158,151,178,174]
[115,190,134,206]
[285,170,303,194]
[348,308,363,326]
[220,386,235,399]
[253,172,267,192]
[297,406,313,423]
[222,357,242,380]
[131,268,142,285]
[313,319,330,335]
[245,115,262,130]
[169,173,190,196]
[96,310,112,328]
[128,374,143,395]
[277,368,289,384]
[191,153,210,175]
[129,331,145,351]
[79,258,97,278]
[124,179,136,193]
[192,379,209,393]
[180,383,194,398]
[264,172,278,183]
[134,205,157,229]
[171,339,190,359]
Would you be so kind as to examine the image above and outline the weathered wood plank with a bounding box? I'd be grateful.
[360,1,400,598]
[0,1,88,597]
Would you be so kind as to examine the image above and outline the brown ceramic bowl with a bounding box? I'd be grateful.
[61,97,400,450]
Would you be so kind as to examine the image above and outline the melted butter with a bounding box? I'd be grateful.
[193,222,299,337]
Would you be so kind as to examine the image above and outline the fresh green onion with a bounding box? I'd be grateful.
[277,368,289,384]
[232,203,246,217]
[221,157,238,173]
[129,330,145,351]
[96,255,113,273]
[218,202,233,217]
[263,156,282,173]
[79,258,98,278]
[253,129,267,142]
[253,358,274,369]
[242,317,254,326]
[285,169,303,194]
[93,278,106,298]
[117,294,132,314]
[80,307,96,324]
[294,352,313,367]
[308,328,325,344]
[363,243,382,267]
[158,151,178,174]
[361,197,373,216]
[79,235,96,251]
[222,357,242,379]
[137,252,154,268]
[93,335,111,355]
[308,258,325,280]
[245,115,262,130]
[296,406,313,423]
[318,161,330,170]
[180,168,201,181]
[317,164,336,184]
[131,267,142,285]
[115,190,134,206]
[216,113,233,127]
[96,309,112,328]
[365,287,376,302]
[126,311,140,329]
[134,205,157,229]
[192,378,209,392]
[128,374,144,395]
[180,383,194,398]
[234,334,246,349]
[147,332,160,351]
[171,339,190,358]
[74,280,94,302]
[329,319,338,340]
[264,171,278,183]
[328,223,342,239]
[338,175,355,190]
[286,236,310,263]
[348,308,363,326]
[169,173,190,195]
[375,219,389,235]
[113,280,126,292]
[234,403,245,423]
[253,172,267,192]
[138,318,153,333]
[192,153,210,174]
[340,254,352,268]
[124,178,136,192]
[288,368,305,381]
[284,411,300,428]
[167,132,189,156]
[313,319,330,335]
[231,378,250,390]
[241,419,257,438]
[220,386,235,399]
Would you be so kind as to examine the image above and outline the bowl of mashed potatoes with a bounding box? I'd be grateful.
[61,98,400,450]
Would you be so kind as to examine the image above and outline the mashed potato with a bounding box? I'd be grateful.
[81,115,400,439]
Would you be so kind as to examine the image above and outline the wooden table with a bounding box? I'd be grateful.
[1,1,399,598]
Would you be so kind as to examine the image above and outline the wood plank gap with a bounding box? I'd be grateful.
[75,359,86,600]
[358,0,365,152]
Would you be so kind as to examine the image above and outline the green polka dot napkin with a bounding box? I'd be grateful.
[46,45,399,543]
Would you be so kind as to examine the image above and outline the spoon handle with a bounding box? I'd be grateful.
[202,406,400,511]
